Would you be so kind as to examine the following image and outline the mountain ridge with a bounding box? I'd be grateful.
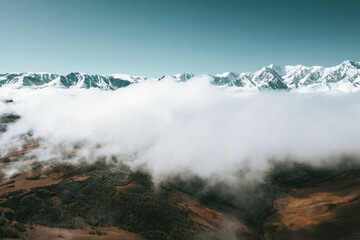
[1,60,359,92]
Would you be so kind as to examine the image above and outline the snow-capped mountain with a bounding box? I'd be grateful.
[0,72,147,90]
[160,60,360,92]
[1,61,359,92]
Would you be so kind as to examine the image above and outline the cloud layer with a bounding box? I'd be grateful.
[1,77,360,179]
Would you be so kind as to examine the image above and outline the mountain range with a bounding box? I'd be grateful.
[1,60,359,92]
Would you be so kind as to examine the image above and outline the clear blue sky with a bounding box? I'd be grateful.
[0,0,359,77]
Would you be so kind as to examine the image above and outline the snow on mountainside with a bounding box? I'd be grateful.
[1,61,359,92]
[0,72,140,90]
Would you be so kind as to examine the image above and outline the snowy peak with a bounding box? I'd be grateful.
[209,60,360,91]
[0,72,145,90]
[58,72,131,90]
[159,73,195,82]
[1,61,359,92]
[108,73,147,83]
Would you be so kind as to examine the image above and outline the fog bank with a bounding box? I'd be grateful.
[1,77,360,179]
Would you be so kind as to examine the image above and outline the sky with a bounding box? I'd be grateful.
[0,0,359,77]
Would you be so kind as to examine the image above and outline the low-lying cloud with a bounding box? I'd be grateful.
[1,77,360,179]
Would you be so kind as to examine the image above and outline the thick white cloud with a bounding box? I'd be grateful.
[1,77,360,179]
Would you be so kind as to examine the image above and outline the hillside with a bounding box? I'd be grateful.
[1,135,360,239]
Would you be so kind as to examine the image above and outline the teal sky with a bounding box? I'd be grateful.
[0,0,359,77]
